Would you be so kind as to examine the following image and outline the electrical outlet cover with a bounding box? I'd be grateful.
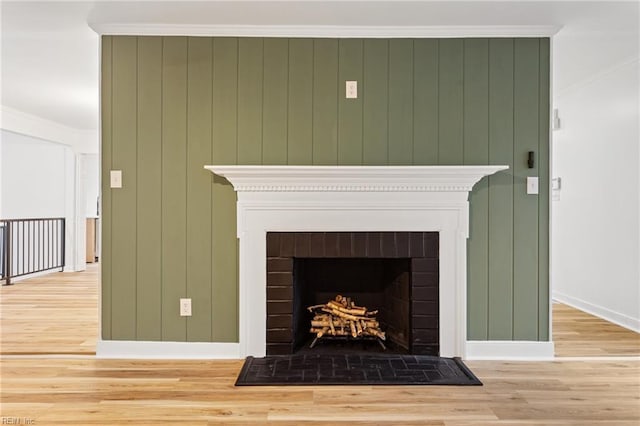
[180,298,192,316]
[346,81,357,99]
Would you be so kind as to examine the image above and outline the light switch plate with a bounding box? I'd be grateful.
[346,81,357,99]
[527,177,539,195]
[110,170,122,188]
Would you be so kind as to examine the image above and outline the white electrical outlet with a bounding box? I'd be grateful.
[346,81,358,99]
[527,176,539,195]
[110,170,122,188]
[180,298,192,316]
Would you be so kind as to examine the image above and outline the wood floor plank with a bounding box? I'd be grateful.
[553,302,640,357]
[1,265,98,355]
[1,265,639,424]
[0,358,638,424]
[2,267,639,359]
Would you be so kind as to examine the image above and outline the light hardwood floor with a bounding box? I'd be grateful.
[0,357,638,424]
[2,266,638,357]
[1,268,639,424]
[553,302,640,357]
[1,265,98,355]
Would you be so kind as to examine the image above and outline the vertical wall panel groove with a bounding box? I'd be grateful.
[101,36,113,340]
[287,39,313,165]
[136,36,163,340]
[513,38,541,340]
[538,39,551,341]
[110,36,138,340]
[438,39,464,165]
[211,38,239,341]
[388,39,414,165]
[464,39,490,340]
[186,37,213,341]
[338,39,364,165]
[237,38,264,165]
[413,39,438,165]
[263,39,289,164]
[363,39,389,164]
[487,38,515,340]
[312,39,339,165]
[161,37,188,341]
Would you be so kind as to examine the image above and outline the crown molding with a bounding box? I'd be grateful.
[90,23,561,38]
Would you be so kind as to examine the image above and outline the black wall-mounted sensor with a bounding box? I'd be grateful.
[527,151,535,169]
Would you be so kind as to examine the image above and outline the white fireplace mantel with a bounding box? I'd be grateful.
[205,165,507,358]
[205,165,507,193]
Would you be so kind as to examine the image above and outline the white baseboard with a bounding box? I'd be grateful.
[97,340,555,361]
[553,291,640,333]
[96,340,242,359]
[465,340,555,360]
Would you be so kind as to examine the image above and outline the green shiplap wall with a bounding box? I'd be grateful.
[101,36,550,342]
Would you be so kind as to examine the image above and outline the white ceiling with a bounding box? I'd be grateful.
[1,1,638,140]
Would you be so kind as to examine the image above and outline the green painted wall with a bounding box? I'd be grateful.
[101,36,550,342]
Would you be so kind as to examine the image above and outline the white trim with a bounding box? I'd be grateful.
[0,354,97,359]
[90,23,561,38]
[553,292,640,333]
[204,165,508,193]
[548,35,555,343]
[555,356,640,362]
[206,165,507,359]
[96,340,242,359]
[96,38,104,360]
[465,341,555,361]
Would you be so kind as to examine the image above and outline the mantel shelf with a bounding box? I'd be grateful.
[204,165,508,192]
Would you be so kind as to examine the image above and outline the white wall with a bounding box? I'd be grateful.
[1,130,68,218]
[0,106,99,154]
[552,55,640,331]
[82,153,99,217]
[0,129,86,272]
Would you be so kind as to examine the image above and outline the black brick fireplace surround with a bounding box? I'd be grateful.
[266,232,439,356]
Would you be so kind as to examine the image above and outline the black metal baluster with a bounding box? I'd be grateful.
[6,222,12,285]
[20,221,25,276]
[1,218,67,282]
[61,219,66,270]
[39,220,43,272]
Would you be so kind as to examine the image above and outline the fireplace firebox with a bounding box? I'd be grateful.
[266,232,439,356]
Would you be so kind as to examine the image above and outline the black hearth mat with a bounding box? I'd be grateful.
[235,354,482,386]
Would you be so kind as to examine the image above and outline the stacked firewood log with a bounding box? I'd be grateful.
[307,295,386,341]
